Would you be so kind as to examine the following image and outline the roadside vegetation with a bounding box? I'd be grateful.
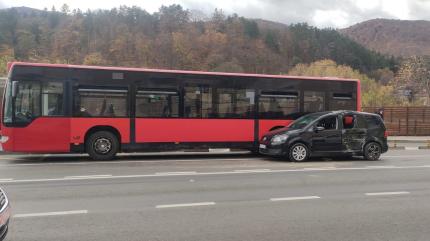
[0,4,429,106]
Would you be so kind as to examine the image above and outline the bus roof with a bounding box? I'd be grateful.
[9,62,360,83]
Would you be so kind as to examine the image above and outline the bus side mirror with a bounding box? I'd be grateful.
[12,81,18,98]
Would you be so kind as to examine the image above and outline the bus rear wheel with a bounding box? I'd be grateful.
[86,131,119,160]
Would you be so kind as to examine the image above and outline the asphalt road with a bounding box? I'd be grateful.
[1,150,430,241]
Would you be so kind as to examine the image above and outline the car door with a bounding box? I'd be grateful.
[311,115,342,152]
[341,114,367,152]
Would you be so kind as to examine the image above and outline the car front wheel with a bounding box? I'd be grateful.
[363,142,381,161]
[289,143,309,162]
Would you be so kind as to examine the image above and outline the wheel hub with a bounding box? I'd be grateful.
[292,146,306,161]
[94,138,112,154]
[368,144,380,159]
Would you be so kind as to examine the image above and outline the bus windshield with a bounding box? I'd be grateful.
[3,80,64,124]
[3,80,13,124]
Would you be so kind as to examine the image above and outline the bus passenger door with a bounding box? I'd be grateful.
[135,86,255,145]
[12,81,71,153]
[258,92,299,139]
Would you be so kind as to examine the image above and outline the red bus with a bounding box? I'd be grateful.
[1,62,360,160]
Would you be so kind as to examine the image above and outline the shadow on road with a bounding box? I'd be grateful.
[2,151,369,165]
[4,152,257,164]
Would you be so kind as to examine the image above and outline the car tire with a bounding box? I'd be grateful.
[363,142,382,161]
[86,131,119,160]
[289,143,309,162]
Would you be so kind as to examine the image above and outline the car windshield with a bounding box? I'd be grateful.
[288,112,326,130]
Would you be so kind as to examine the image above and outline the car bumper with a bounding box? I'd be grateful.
[259,144,285,156]
[0,206,10,241]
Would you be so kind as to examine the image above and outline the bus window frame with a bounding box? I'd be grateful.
[135,88,180,118]
[73,86,130,118]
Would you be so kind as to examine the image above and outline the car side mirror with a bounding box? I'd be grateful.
[314,126,325,132]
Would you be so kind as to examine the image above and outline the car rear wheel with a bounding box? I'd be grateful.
[289,143,309,162]
[363,142,381,161]
[86,131,119,160]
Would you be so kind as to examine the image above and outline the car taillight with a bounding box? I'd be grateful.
[384,130,388,138]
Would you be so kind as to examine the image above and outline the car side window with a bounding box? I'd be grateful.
[316,116,337,130]
[343,115,355,129]
[355,115,368,128]
[365,115,382,129]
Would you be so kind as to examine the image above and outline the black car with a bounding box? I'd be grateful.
[0,188,10,241]
[259,111,388,161]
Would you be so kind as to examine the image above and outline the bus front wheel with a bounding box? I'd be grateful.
[86,131,119,160]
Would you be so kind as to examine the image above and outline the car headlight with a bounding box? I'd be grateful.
[271,134,289,145]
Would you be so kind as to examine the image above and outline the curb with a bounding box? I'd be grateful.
[389,146,405,150]
[388,140,430,144]
[389,146,430,150]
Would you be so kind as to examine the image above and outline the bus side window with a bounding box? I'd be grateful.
[74,88,128,117]
[258,92,299,119]
[136,90,179,118]
[329,93,355,110]
[304,91,324,112]
[216,88,254,118]
[184,86,212,118]
[42,82,64,116]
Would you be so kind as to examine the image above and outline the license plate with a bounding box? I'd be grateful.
[259,144,266,149]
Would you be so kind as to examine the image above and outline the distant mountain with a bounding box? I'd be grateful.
[0,6,395,75]
[341,19,430,57]
[0,6,43,15]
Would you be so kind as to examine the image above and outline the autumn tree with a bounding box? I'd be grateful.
[289,59,398,107]
[158,5,189,33]
[0,3,399,90]
[15,30,37,60]
[0,45,14,75]
[393,56,430,105]
[83,52,106,65]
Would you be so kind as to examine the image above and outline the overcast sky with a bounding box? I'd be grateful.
[2,0,430,28]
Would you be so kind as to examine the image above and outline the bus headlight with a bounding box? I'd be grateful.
[0,136,9,144]
[271,134,288,145]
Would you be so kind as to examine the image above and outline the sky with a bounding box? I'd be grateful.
[1,0,430,28]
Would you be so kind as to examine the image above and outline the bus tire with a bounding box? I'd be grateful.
[86,131,119,160]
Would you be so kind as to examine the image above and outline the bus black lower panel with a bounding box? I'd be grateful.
[71,142,255,153]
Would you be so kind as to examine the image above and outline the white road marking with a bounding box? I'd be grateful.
[383,154,430,158]
[366,165,396,168]
[14,210,88,218]
[155,171,197,175]
[365,191,410,196]
[2,165,430,184]
[64,174,112,179]
[0,157,27,161]
[234,169,271,172]
[0,157,259,167]
[156,202,215,209]
[303,167,336,171]
[0,178,13,181]
[270,196,321,201]
[405,147,419,150]
[209,148,230,153]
